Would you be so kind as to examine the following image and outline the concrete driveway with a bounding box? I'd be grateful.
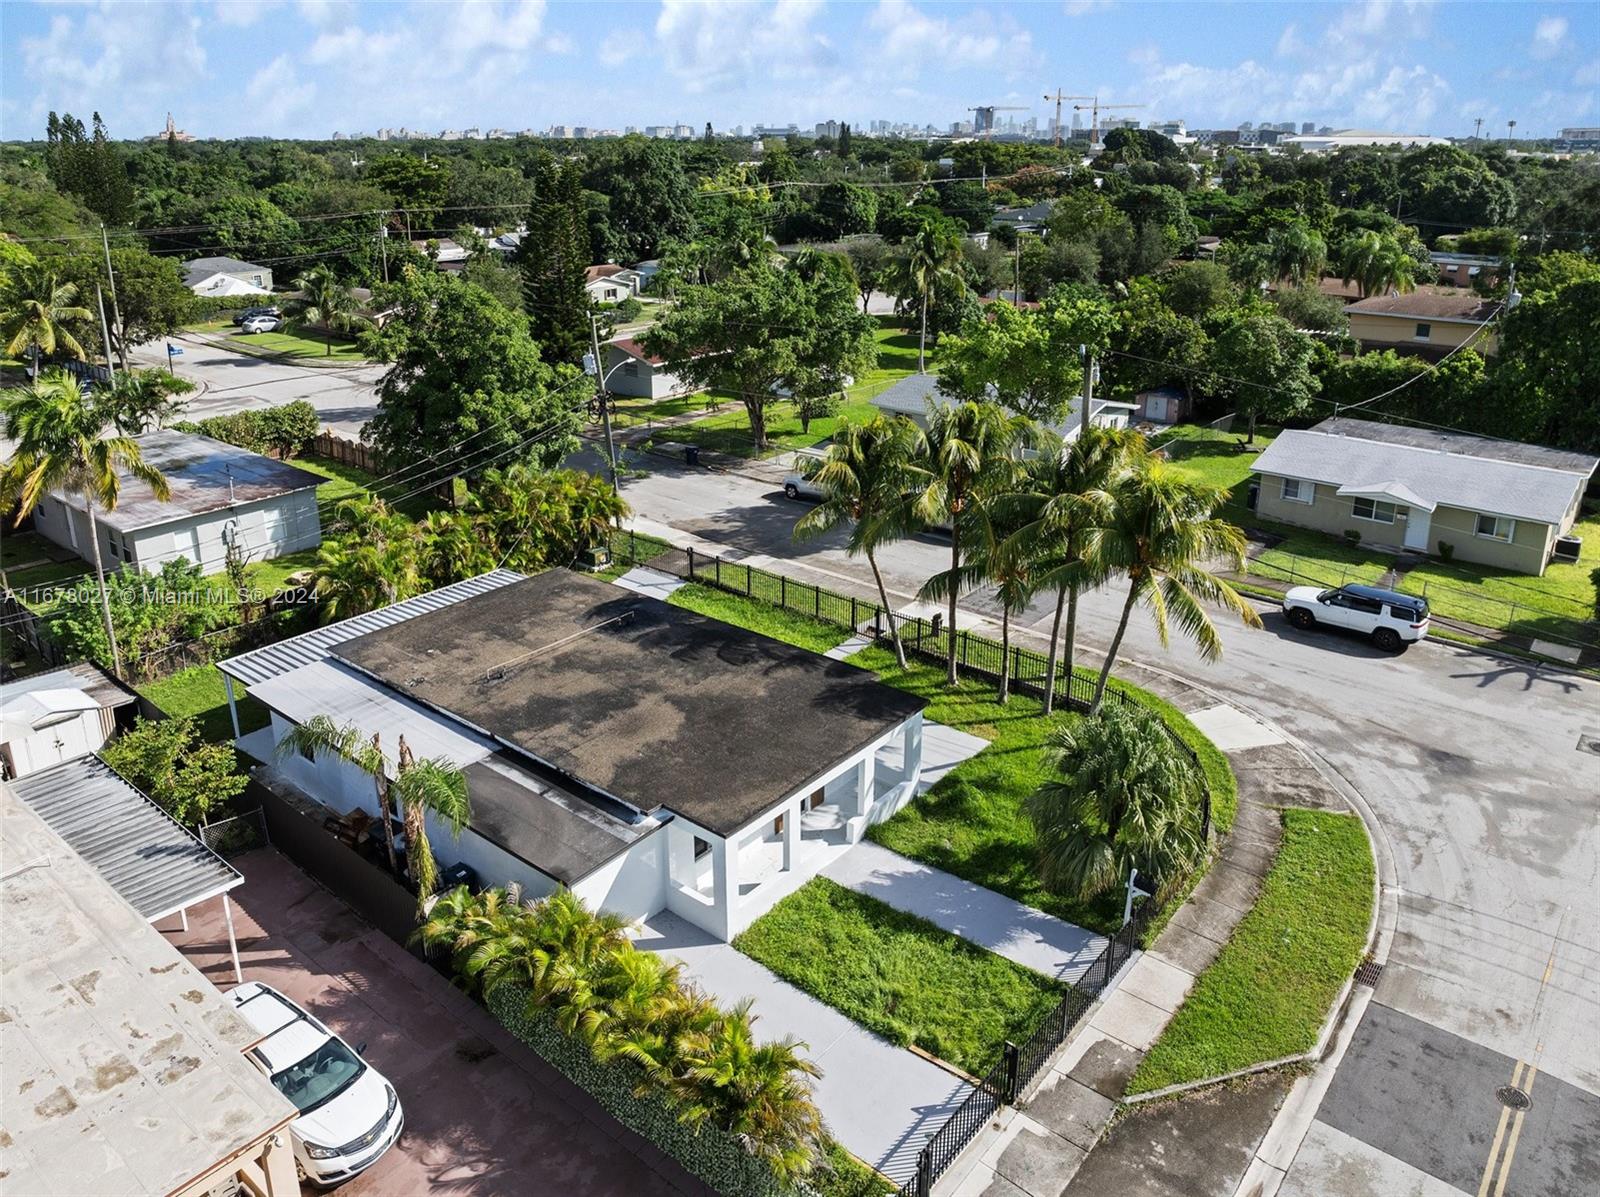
[635,913,973,1185]
[169,848,710,1197]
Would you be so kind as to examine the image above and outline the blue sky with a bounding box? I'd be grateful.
[2,1,1595,142]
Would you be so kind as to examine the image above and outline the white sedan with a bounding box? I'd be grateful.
[782,450,829,500]
[240,314,284,334]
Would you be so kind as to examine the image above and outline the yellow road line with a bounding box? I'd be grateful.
[1492,1064,1539,1197]
[1476,1060,1523,1197]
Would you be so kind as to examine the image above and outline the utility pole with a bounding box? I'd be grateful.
[378,221,389,284]
[1507,119,1516,146]
[588,314,619,493]
[95,285,116,383]
[1473,116,1484,142]
[100,224,127,372]
[1079,343,1094,438]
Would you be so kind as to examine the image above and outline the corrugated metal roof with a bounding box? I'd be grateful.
[10,757,241,921]
[220,569,524,688]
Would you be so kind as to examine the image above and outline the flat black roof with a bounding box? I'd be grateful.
[332,571,926,837]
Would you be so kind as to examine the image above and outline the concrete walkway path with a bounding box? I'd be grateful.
[635,913,973,1185]
[823,842,1109,986]
[612,566,684,602]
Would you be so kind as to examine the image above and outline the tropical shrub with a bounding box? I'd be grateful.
[46,556,236,674]
[100,715,247,826]
[174,399,319,458]
[417,886,825,1191]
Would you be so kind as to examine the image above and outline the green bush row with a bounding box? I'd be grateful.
[173,399,320,459]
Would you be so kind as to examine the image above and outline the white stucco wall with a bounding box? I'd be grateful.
[571,829,668,924]
[604,346,691,400]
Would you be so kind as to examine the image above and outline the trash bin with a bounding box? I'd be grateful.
[439,861,478,893]
[685,445,701,467]
[1246,480,1260,510]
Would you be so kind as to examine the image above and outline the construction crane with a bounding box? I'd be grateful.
[1043,90,1092,148]
[967,105,1028,140]
[1072,98,1147,149]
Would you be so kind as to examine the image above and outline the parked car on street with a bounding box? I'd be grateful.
[228,981,404,1188]
[232,305,282,326]
[782,449,829,500]
[240,314,284,334]
[1282,583,1430,651]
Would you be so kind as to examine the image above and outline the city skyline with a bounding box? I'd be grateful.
[2,1,1595,143]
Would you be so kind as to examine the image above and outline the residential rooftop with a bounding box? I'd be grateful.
[0,783,295,1196]
[330,570,927,836]
[48,429,324,533]
[1343,292,1502,322]
[1312,418,1600,475]
[181,255,268,283]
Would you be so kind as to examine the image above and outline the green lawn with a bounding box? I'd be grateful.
[226,327,368,362]
[1156,424,1278,517]
[137,663,271,745]
[2,530,57,569]
[667,581,852,654]
[292,454,441,520]
[735,878,1063,1074]
[243,548,319,596]
[816,1140,894,1197]
[1129,809,1374,1093]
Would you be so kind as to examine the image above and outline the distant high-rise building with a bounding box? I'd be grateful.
[1301,122,1315,134]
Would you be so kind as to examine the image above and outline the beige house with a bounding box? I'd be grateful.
[1252,419,1597,576]
[1344,292,1502,360]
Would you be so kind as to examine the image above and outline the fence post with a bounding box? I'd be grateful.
[851,597,858,629]
[715,556,721,587]
[781,574,787,609]
[746,566,751,597]
[687,546,696,579]
[917,1147,932,1197]
[1003,1041,1020,1104]
[1201,788,1212,845]
[814,585,820,618]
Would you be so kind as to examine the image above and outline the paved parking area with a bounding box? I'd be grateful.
[167,848,710,1197]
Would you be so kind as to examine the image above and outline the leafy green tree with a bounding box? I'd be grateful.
[1270,284,1349,333]
[0,264,89,378]
[937,294,1115,426]
[1108,279,1210,402]
[363,268,581,472]
[1084,458,1259,710]
[158,193,301,264]
[101,716,247,827]
[54,246,192,370]
[795,415,925,667]
[583,138,695,261]
[518,159,591,364]
[1396,145,1516,233]
[460,251,525,313]
[1,370,170,677]
[1026,703,1206,900]
[366,153,452,222]
[1264,221,1328,285]
[288,264,374,355]
[843,236,890,309]
[446,160,534,229]
[907,400,1031,684]
[901,218,965,372]
[43,556,233,673]
[102,368,193,436]
[1336,229,1418,298]
[1327,149,1400,212]
[1207,304,1320,441]
[312,499,424,620]
[642,256,875,450]
[45,111,133,224]
[1114,184,1199,263]
[1515,251,1600,298]
[1484,279,1600,453]
[813,181,878,238]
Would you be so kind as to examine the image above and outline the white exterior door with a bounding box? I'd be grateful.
[1403,508,1431,552]
[1147,393,1167,422]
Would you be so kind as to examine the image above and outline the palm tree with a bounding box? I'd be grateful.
[1266,223,1327,286]
[794,415,924,668]
[1001,427,1137,714]
[289,264,374,355]
[391,735,471,912]
[1083,458,1261,712]
[1337,230,1417,299]
[903,220,963,372]
[906,400,1030,685]
[0,370,169,677]
[275,714,402,873]
[1025,702,1206,901]
[414,885,530,992]
[103,368,192,436]
[312,499,422,620]
[0,265,89,379]
[922,495,1033,703]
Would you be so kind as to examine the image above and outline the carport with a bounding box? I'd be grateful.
[11,756,248,981]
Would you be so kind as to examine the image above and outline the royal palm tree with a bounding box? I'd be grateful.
[275,715,402,873]
[1083,459,1260,712]
[1337,230,1417,299]
[673,1000,824,1183]
[289,264,375,355]
[1000,427,1137,714]
[0,265,89,379]
[1026,702,1206,901]
[0,370,169,677]
[922,495,1033,703]
[391,735,471,912]
[903,220,963,372]
[907,400,1030,685]
[794,415,924,668]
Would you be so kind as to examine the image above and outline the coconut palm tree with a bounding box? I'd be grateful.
[0,265,89,379]
[275,715,402,873]
[1083,459,1260,712]
[391,735,470,912]
[1266,223,1327,286]
[1000,427,1138,714]
[1026,702,1206,901]
[903,220,964,372]
[906,400,1030,685]
[289,264,374,355]
[1337,230,1417,299]
[922,493,1033,703]
[794,414,924,668]
[0,370,169,678]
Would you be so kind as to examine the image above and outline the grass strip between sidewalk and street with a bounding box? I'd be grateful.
[735,877,1064,1076]
[667,581,853,654]
[1128,808,1375,1094]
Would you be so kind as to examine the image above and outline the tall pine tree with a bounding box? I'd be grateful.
[518,160,591,365]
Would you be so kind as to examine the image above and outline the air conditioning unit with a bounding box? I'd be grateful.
[1552,535,1582,563]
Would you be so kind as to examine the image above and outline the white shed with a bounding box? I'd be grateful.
[0,662,136,779]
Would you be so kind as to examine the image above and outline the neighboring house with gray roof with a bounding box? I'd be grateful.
[32,429,323,576]
[182,255,273,294]
[869,373,1134,442]
[1251,418,1598,575]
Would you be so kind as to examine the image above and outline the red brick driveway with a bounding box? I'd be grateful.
[168,848,712,1197]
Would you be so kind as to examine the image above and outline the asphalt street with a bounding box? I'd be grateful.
[129,331,384,440]
[616,453,1600,1197]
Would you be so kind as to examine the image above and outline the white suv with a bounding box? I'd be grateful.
[1282,583,1430,651]
[229,981,403,1188]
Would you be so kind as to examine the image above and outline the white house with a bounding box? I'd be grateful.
[182,256,273,294]
[604,338,695,399]
[0,662,135,779]
[869,373,1134,442]
[585,264,633,304]
[32,429,323,576]
[219,569,928,942]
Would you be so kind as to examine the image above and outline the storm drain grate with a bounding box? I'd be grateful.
[1354,958,1384,987]
[1577,732,1600,757]
[1496,1086,1532,1111]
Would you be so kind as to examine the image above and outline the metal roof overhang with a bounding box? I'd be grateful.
[1335,480,1437,512]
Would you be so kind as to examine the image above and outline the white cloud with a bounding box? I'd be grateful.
[1063,0,1112,14]
[599,30,642,67]
[1275,22,1306,58]
[655,0,835,94]
[867,0,1036,76]
[214,1,278,27]
[1575,59,1600,87]
[246,54,315,117]
[1532,15,1568,59]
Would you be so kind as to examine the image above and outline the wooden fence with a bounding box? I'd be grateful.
[311,431,384,474]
